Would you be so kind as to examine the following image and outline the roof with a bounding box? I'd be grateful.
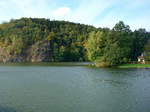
[138,56,144,59]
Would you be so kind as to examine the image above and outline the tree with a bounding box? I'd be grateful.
[144,40,150,61]
[85,31,106,61]
[103,31,132,66]
[130,29,148,61]
[113,21,131,32]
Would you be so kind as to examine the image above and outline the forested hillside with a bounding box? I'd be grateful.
[0,18,149,66]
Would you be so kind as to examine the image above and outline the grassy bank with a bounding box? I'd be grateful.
[118,64,150,68]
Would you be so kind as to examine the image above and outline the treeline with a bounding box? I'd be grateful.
[86,22,150,66]
[0,18,149,66]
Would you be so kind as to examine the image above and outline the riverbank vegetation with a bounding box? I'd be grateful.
[0,18,150,66]
[118,64,150,68]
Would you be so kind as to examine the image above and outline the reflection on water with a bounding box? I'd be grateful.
[0,63,150,112]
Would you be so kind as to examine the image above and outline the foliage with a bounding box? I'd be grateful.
[0,18,95,62]
[0,18,150,66]
[118,64,150,68]
[85,21,150,66]
[85,31,106,61]
[144,40,150,61]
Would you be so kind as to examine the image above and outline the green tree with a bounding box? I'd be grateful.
[144,40,150,61]
[113,21,131,32]
[103,31,132,66]
[85,31,106,61]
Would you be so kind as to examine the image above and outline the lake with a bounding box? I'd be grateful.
[0,63,150,112]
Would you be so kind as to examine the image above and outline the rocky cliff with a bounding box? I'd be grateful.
[0,40,52,63]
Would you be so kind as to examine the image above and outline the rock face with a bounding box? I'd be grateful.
[0,40,52,63]
[0,47,25,62]
[26,40,52,62]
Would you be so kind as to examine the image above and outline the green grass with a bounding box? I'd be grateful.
[118,64,150,68]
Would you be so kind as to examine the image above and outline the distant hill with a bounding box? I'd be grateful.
[0,18,149,66]
[0,18,96,62]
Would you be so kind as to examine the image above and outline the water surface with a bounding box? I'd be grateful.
[0,63,150,112]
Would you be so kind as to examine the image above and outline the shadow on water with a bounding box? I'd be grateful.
[0,62,92,67]
[0,106,19,112]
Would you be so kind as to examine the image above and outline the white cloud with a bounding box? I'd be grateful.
[60,0,123,26]
[0,0,150,31]
[68,0,116,24]
[52,7,71,17]
[0,0,56,22]
[92,0,150,31]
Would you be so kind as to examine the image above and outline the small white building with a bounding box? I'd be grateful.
[138,53,145,64]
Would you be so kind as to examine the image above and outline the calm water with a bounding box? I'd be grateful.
[0,63,150,112]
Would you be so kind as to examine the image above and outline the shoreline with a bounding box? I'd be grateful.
[117,64,150,68]
[0,62,92,67]
[0,62,150,69]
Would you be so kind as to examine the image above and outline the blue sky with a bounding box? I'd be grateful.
[0,0,150,31]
